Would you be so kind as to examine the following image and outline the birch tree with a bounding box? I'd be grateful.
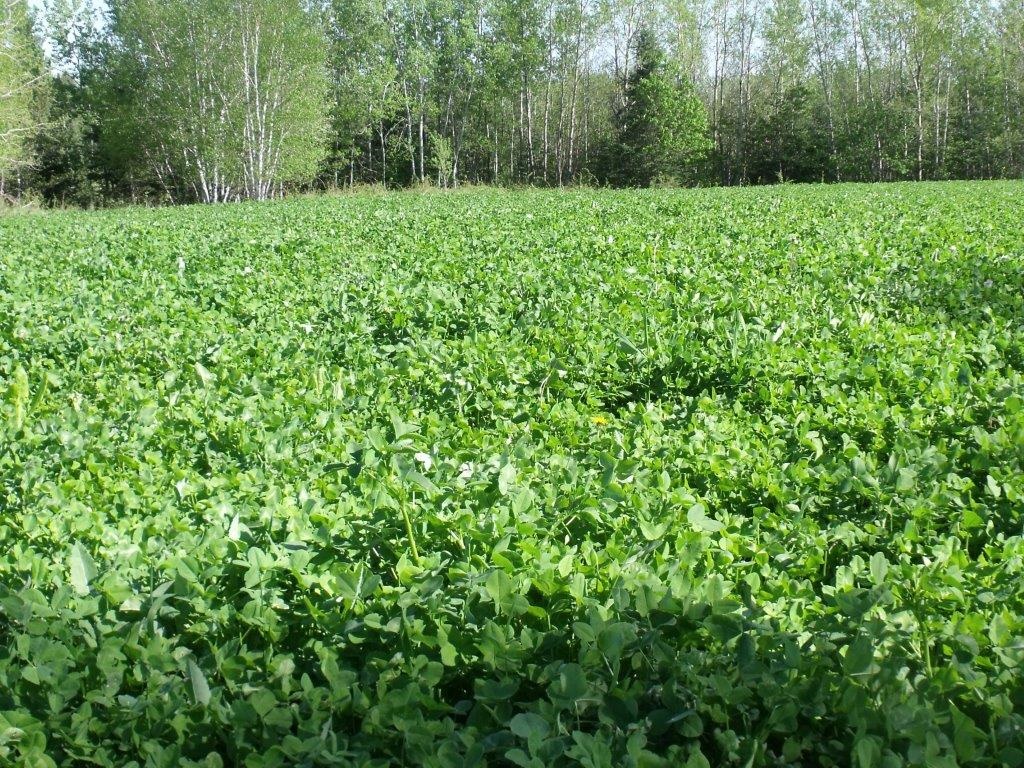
[0,0,46,193]
[234,0,329,199]
[113,0,328,202]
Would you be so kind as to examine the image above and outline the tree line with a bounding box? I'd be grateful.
[1,0,1022,205]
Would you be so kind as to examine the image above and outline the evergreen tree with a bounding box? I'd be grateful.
[614,26,710,187]
[31,0,118,206]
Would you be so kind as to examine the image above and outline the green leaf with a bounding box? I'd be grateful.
[194,362,214,387]
[69,543,96,596]
[854,736,880,768]
[404,469,439,495]
[485,570,514,606]
[389,410,419,441]
[705,613,743,642]
[868,552,888,584]
[504,748,533,768]
[498,463,517,495]
[552,663,588,701]
[638,518,668,540]
[986,475,1002,499]
[597,622,637,664]
[844,636,874,675]
[439,640,457,667]
[475,678,519,702]
[895,468,916,492]
[950,703,981,762]
[687,503,724,532]
[188,659,211,706]
[510,712,550,741]
[512,488,534,515]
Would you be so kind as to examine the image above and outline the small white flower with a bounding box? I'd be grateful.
[301,323,313,334]
[984,279,994,288]
[414,452,433,471]
[458,462,473,479]
[177,257,186,274]
[243,265,253,275]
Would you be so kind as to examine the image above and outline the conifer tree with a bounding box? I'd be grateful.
[614,26,710,187]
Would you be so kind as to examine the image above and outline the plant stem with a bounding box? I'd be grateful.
[401,504,420,565]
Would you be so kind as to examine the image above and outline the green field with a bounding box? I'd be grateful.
[2,183,1023,767]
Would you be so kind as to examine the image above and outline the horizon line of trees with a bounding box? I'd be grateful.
[1,0,1022,206]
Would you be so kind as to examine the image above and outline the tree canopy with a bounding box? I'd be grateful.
[0,0,46,193]
[110,0,329,202]
[613,26,710,186]
[0,0,1021,203]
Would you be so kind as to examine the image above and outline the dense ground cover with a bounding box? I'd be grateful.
[1,182,1023,767]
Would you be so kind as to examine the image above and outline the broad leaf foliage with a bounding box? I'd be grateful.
[1,183,1023,766]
